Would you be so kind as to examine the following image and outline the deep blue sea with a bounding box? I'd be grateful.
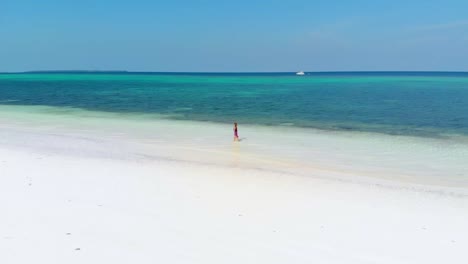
[0,72,467,137]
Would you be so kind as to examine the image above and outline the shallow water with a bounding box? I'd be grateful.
[1,72,468,137]
[0,104,467,190]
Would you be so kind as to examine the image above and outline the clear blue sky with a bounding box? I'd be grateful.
[1,0,468,72]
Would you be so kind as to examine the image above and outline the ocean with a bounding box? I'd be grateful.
[1,72,467,138]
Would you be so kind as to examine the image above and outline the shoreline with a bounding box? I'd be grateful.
[1,104,467,140]
[1,104,468,190]
[1,103,467,138]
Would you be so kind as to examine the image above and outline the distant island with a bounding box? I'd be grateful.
[23,70,129,73]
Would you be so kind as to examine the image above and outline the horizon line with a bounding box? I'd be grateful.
[2,70,468,74]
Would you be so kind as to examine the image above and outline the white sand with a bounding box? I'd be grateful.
[1,106,468,263]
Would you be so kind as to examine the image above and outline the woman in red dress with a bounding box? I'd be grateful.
[233,122,239,142]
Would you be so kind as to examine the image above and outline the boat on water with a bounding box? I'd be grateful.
[296,71,305,76]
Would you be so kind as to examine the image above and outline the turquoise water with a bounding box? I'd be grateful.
[0,72,467,137]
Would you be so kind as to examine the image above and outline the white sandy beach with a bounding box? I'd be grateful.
[1,106,468,264]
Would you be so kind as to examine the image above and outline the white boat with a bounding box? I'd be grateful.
[296,71,305,76]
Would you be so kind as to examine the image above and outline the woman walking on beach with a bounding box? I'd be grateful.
[233,122,240,142]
